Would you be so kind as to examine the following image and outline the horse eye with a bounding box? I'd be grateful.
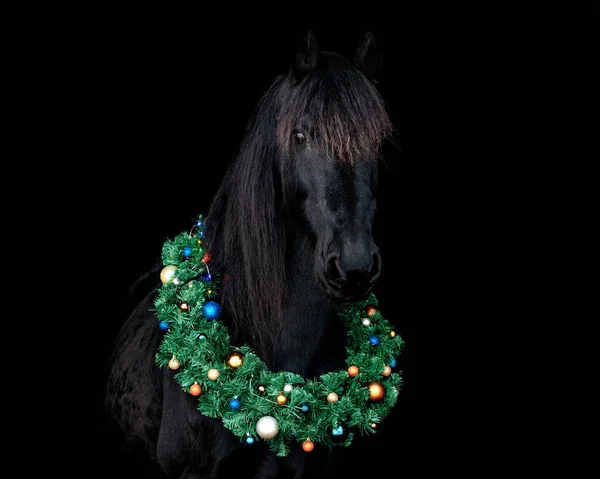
[294,131,306,144]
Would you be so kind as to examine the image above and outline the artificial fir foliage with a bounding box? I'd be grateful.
[155,215,404,457]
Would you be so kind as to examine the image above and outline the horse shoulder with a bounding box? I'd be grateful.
[105,290,164,461]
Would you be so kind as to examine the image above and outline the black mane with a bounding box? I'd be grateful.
[202,76,287,353]
[278,53,393,163]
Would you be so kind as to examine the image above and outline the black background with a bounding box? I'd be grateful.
[23,8,599,478]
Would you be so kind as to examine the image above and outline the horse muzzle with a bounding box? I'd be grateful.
[321,248,381,302]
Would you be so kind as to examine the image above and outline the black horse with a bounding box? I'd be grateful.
[105,30,402,478]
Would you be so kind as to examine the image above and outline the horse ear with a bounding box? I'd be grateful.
[354,30,382,83]
[294,30,319,78]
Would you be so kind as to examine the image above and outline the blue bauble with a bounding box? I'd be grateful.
[203,301,221,320]
[369,335,380,346]
[389,357,397,368]
[159,320,170,331]
[183,247,192,258]
[301,404,310,413]
[331,424,350,443]
[229,398,241,410]
[245,436,255,445]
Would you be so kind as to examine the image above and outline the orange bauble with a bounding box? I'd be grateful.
[302,440,315,452]
[365,305,378,316]
[368,381,385,402]
[189,382,202,396]
[347,365,359,377]
[382,365,392,376]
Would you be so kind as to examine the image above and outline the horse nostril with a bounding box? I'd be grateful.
[370,252,381,277]
[326,254,341,281]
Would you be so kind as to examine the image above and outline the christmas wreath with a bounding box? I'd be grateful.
[155,215,404,456]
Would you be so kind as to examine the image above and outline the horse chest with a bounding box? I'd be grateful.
[271,300,347,375]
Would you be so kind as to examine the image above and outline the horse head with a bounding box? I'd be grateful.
[276,31,394,302]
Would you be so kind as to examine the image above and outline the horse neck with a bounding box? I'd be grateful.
[269,224,347,376]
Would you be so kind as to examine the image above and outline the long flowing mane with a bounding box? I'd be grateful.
[203,52,393,356]
[202,77,287,354]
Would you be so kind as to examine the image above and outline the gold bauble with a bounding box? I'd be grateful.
[207,368,220,380]
[327,392,339,403]
[258,385,266,393]
[227,352,243,369]
[160,265,178,284]
[368,381,385,402]
[390,330,396,338]
[365,305,377,317]
[276,394,287,405]
[382,366,392,376]
[347,365,359,377]
[168,356,180,370]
